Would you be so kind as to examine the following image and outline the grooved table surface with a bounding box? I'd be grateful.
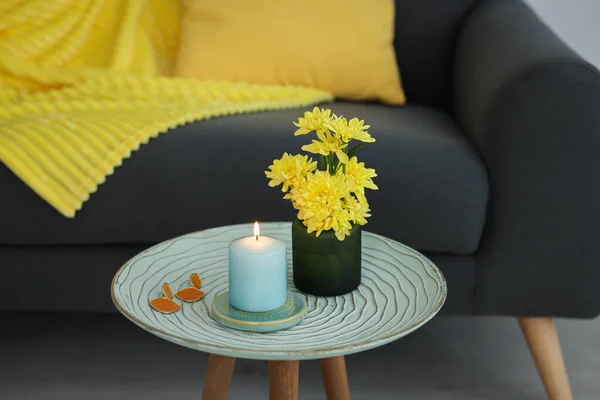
[111,222,446,360]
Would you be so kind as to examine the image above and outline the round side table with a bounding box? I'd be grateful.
[111,222,446,399]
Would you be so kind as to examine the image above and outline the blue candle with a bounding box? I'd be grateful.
[228,222,287,312]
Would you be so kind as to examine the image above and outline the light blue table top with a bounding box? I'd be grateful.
[111,222,447,360]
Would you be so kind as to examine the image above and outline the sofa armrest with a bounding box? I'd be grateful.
[454,0,600,317]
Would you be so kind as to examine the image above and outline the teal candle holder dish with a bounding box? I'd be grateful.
[212,291,307,333]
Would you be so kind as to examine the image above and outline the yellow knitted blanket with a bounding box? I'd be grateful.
[0,0,333,217]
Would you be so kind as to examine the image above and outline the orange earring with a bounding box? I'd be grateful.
[149,282,180,314]
[175,273,206,302]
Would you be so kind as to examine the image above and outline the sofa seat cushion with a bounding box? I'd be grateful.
[0,102,488,254]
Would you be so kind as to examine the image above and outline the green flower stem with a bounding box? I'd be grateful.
[320,155,326,171]
[327,154,335,175]
[334,161,342,175]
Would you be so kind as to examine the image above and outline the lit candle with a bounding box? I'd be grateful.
[228,222,287,312]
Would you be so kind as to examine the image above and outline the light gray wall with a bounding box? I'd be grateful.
[526,0,600,67]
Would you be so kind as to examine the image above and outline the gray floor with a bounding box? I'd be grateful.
[0,313,598,399]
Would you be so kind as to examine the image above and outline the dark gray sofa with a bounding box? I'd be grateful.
[1,0,598,397]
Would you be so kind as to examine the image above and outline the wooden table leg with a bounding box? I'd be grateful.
[202,354,236,400]
[269,360,299,400]
[320,356,350,400]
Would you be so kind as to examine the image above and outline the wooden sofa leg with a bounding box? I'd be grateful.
[518,317,573,400]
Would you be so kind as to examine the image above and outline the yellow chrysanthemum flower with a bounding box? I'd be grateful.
[344,195,372,226]
[293,107,332,136]
[285,171,355,239]
[265,153,317,192]
[344,156,378,203]
[331,209,354,241]
[301,130,349,164]
[326,115,375,143]
[266,108,378,240]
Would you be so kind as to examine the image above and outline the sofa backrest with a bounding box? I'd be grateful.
[394,0,482,111]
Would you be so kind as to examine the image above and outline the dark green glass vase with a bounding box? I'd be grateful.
[292,219,361,296]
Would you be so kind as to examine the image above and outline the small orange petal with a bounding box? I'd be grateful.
[189,273,202,289]
[150,297,180,313]
[162,282,173,299]
[176,287,205,302]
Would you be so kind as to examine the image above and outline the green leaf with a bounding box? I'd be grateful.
[347,144,365,159]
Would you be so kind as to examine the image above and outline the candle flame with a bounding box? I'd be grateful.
[254,221,260,241]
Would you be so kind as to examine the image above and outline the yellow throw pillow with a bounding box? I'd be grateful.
[175,0,406,105]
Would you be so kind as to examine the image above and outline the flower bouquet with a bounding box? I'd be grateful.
[265,108,378,296]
